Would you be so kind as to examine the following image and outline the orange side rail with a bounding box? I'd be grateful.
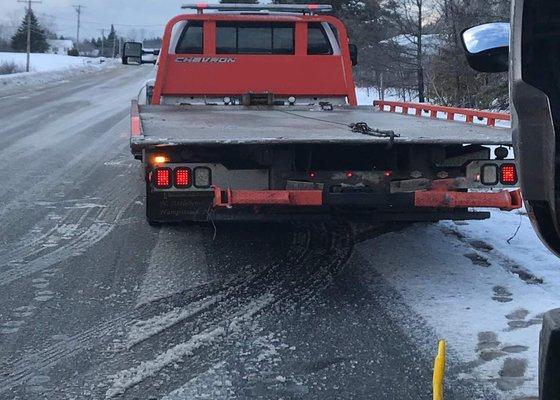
[131,100,143,137]
[374,100,511,127]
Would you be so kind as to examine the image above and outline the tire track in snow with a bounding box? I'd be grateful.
[0,222,353,399]
[0,311,136,394]
[0,150,139,287]
[103,222,354,399]
[0,182,136,287]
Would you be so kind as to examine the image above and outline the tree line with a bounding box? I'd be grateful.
[221,0,510,109]
[5,9,122,58]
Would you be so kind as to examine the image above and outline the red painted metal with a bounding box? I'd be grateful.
[374,100,511,127]
[415,189,523,211]
[152,13,357,105]
[130,100,142,137]
[213,188,323,207]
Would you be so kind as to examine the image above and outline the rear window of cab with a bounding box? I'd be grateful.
[175,21,334,55]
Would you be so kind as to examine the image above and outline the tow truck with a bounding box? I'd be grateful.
[121,3,521,225]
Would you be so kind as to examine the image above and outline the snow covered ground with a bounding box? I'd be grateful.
[357,209,560,398]
[0,52,110,74]
[0,52,119,93]
[356,87,404,105]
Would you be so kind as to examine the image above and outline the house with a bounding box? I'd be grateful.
[78,41,100,57]
[47,39,74,55]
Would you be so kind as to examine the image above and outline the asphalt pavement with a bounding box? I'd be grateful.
[0,66,501,399]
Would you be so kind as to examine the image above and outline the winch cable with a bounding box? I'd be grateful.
[275,109,399,144]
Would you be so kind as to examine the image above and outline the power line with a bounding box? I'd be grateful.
[17,0,42,72]
[33,12,166,28]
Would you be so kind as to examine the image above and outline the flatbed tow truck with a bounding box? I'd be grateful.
[122,3,521,225]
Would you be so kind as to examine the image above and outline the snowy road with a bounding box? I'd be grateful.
[0,66,559,399]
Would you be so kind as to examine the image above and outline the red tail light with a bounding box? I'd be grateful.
[500,163,518,185]
[174,167,192,188]
[153,168,172,189]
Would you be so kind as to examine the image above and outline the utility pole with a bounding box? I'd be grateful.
[17,0,42,73]
[73,4,85,54]
[111,27,116,58]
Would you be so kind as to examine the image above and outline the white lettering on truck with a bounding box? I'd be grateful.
[175,57,236,64]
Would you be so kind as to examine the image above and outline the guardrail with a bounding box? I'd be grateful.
[373,100,511,127]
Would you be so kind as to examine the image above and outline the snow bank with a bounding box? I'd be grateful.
[0,52,108,73]
[0,52,120,93]
[355,87,407,105]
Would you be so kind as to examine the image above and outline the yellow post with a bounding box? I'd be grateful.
[433,340,446,400]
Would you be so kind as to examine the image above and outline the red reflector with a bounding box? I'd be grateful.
[346,171,354,178]
[174,167,191,188]
[154,168,172,189]
[500,163,518,185]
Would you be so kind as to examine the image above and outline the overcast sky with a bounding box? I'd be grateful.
[0,0,224,40]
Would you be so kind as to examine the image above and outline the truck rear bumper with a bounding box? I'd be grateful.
[212,187,523,212]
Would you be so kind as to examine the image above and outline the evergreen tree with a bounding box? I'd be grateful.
[273,0,385,86]
[105,25,118,58]
[11,8,49,53]
[272,0,383,48]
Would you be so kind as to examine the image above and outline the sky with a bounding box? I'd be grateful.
[0,0,223,40]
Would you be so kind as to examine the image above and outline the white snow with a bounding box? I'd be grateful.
[355,87,407,105]
[357,210,560,398]
[112,294,275,398]
[0,52,119,93]
[127,296,223,348]
[106,326,226,399]
[0,52,109,74]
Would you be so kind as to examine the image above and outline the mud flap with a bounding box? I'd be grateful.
[146,190,213,223]
[540,309,560,400]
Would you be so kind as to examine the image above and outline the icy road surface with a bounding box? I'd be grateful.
[0,67,559,399]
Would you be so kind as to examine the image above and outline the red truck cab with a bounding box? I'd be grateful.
[150,4,357,106]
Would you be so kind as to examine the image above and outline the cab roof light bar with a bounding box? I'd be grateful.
[182,3,333,15]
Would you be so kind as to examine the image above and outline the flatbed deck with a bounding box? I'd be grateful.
[132,104,513,148]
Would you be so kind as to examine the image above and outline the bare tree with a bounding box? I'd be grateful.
[383,0,437,102]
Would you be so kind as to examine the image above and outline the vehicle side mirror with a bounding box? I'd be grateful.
[349,44,358,66]
[122,41,143,65]
[461,22,509,73]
